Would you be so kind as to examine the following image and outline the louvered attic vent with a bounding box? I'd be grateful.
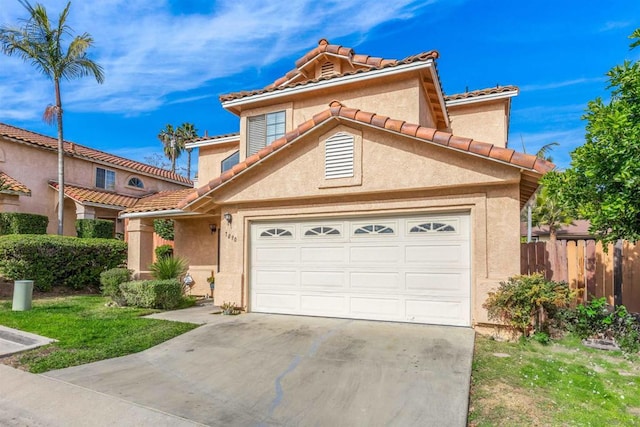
[320,61,335,77]
[325,132,354,179]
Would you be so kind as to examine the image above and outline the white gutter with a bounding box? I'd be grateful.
[185,135,240,149]
[445,90,519,107]
[119,209,200,219]
[222,60,435,109]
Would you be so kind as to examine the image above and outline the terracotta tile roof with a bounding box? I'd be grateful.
[186,132,240,144]
[0,172,31,195]
[220,39,439,103]
[122,188,196,214]
[176,101,554,211]
[0,123,192,185]
[445,85,519,102]
[49,181,141,208]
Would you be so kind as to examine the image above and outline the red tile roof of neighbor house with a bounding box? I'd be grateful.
[445,85,519,102]
[122,101,554,215]
[0,123,192,185]
[219,39,440,103]
[123,188,196,213]
[0,172,31,195]
[48,181,141,208]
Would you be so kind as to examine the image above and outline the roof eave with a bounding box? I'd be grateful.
[185,135,240,149]
[221,60,436,112]
[445,89,519,107]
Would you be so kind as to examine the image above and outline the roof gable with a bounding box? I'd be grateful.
[0,171,31,196]
[0,123,192,186]
[177,101,552,211]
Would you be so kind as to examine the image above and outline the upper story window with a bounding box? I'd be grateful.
[127,177,144,189]
[247,111,286,156]
[222,150,240,173]
[325,132,354,179]
[96,167,115,191]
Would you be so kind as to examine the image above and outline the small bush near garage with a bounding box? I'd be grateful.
[149,255,187,280]
[119,279,183,309]
[100,267,132,305]
[153,219,174,241]
[154,244,173,260]
[0,235,127,291]
[0,212,48,235]
[76,219,115,239]
[483,273,574,338]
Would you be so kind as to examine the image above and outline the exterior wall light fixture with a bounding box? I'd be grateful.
[209,224,217,234]
[223,212,232,224]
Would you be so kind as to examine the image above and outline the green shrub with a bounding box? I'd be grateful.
[563,298,640,353]
[155,244,173,260]
[100,267,132,305]
[153,219,174,241]
[149,256,187,280]
[119,279,183,309]
[76,219,115,239]
[0,213,48,235]
[483,273,574,336]
[0,235,127,291]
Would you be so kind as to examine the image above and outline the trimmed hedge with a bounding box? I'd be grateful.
[0,213,48,235]
[154,244,173,260]
[76,219,115,239]
[153,219,174,241]
[100,267,132,305]
[0,235,127,291]
[119,279,183,309]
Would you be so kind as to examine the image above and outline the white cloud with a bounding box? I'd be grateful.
[0,0,427,119]
[519,77,605,92]
[599,21,631,32]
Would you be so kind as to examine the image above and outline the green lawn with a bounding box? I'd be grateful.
[0,296,198,373]
[469,335,640,426]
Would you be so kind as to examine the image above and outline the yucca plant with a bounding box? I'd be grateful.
[149,256,188,280]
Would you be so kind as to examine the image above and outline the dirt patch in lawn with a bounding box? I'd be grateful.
[469,383,551,426]
[0,279,99,300]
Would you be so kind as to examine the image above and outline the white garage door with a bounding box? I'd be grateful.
[249,214,470,326]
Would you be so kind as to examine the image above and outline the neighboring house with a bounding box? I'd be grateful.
[0,123,192,236]
[122,39,553,328]
[522,219,593,242]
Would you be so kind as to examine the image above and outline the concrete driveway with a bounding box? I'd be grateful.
[45,313,474,426]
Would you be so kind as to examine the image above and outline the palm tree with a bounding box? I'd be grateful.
[535,142,559,162]
[0,1,104,235]
[158,124,181,173]
[177,122,198,179]
[531,188,573,241]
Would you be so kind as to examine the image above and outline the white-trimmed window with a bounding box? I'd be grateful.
[127,177,144,189]
[304,226,341,237]
[409,222,456,233]
[222,150,240,173]
[96,167,115,190]
[247,111,286,156]
[354,224,394,235]
[325,132,354,179]
[260,228,293,238]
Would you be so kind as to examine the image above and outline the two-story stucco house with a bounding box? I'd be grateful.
[122,39,553,328]
[0,123,192,236]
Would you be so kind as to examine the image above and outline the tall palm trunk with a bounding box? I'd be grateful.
[55,78,64,235]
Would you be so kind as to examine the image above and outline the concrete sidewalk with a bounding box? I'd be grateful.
[0,325,56,358]
[0,365,204,426]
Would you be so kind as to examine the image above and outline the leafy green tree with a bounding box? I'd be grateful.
[531,187,573,241]
[544,29,640,245]
[0,1,104,235]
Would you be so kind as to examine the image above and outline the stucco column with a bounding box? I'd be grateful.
[0,194,21,212]
[75,203,96,219]
[127,217,155,279]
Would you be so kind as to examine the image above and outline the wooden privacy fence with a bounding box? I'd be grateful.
[521,240,640,313]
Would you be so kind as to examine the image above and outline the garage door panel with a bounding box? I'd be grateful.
[350,296,401,317]
[250,214,470,326]
[255,247,298,263]
[300,247,346,263]
[405,244,468,265]
[405,272,467,293]
[349,272,400,290]
[300,295,347,314]
[253,293,299,312]
[350,246,400,263]
[253,270,297,287]
[300,271,345,288]
[405,298,470,326]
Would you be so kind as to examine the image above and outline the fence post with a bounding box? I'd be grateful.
[614,239,623,307]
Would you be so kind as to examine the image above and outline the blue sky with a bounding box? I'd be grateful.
[1,0,639,173]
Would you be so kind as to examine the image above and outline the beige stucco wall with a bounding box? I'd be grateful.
[447,100,509,147]
[172,122,524,325]
[173,217,218,296]
[0,137,189,235]
[197,142,239,185]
